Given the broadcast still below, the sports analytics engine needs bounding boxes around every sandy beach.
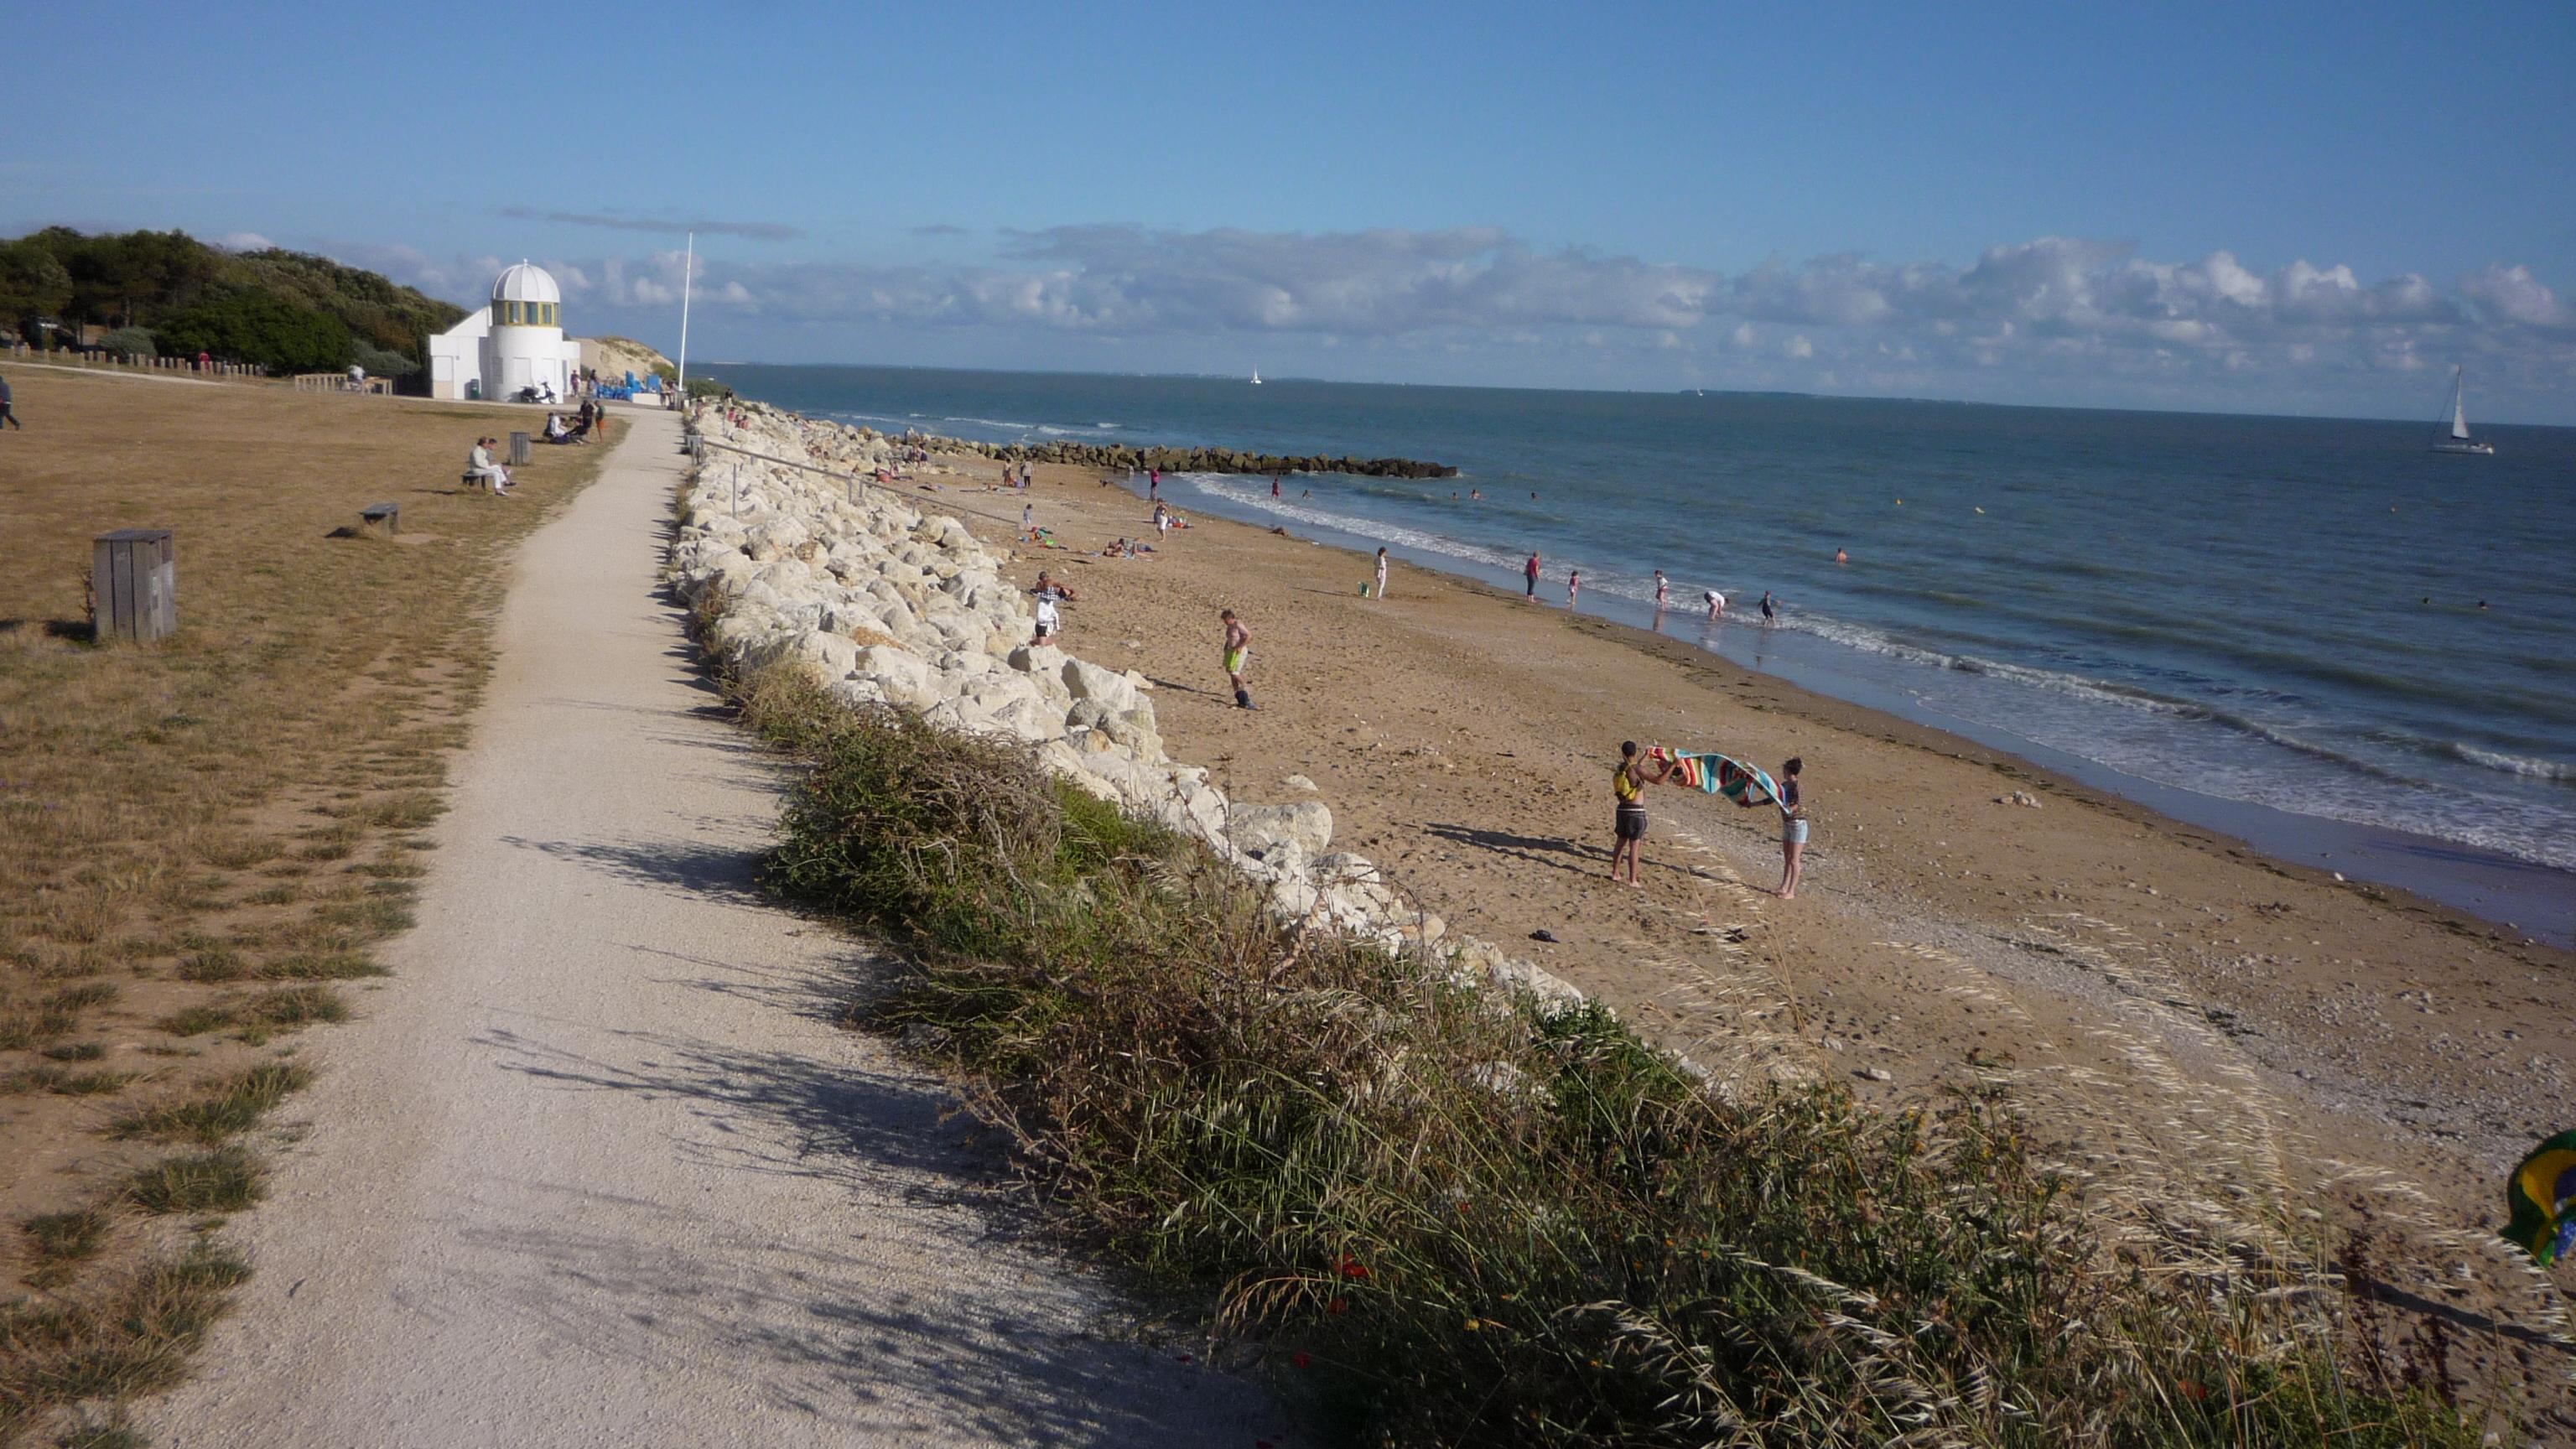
[894,449,2576,1410]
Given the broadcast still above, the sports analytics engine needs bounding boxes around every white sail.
[2449,374,2471,439]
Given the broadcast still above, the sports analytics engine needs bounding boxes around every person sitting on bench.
[468,436,514,496]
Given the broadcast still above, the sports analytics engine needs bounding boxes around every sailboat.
[1249,369,1264,386]
[2430,366,2495,455]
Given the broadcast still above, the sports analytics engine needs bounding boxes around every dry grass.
[0,369,615,1440]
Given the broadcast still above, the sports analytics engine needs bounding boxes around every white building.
[426,262,584,402]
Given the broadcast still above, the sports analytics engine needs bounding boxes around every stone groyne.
[667,403,1566,1004]
[922,434,1458,479]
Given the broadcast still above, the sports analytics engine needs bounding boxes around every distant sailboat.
[1250,369,1264,386]
[2430,367,2495,455]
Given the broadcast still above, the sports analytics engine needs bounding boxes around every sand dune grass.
[0,369,612,1441]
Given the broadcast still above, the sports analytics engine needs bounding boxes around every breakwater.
[669,402,1566,1001]
[926,434,1457,479]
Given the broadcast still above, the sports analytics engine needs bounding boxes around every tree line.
[0,227,467,377]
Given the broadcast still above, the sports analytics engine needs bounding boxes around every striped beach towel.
[1649,748,1786,814]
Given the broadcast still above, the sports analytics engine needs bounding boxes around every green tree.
[0,239,74,336]
[155,289,353,373]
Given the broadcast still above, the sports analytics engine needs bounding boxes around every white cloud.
[216,231,275,252]
[2459,263,2568,330]
[336,225,2576,417]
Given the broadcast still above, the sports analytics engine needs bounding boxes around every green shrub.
[350,340,418,378]
[738,669,2477,1447]
[98,326,155,359]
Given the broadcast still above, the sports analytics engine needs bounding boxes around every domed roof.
[491,261,560,305]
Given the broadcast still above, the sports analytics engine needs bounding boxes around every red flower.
[1291,1352,1312,1369]
[2179,1378,2207,1404]
[1326,1297,1348,1316]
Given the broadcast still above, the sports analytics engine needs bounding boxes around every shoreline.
[1147,470,2575,948]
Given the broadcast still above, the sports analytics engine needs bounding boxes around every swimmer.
[1470,489,1482,500]
[1834,548,1848,564]
[1760,589,1777,622]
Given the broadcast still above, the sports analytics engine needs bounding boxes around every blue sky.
[14,1,2574,420]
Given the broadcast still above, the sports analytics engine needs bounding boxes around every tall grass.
[740,667,2478,1447]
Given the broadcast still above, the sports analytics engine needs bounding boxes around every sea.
[713,363,2576,944]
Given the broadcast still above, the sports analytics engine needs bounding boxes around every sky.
[13,1,2575,422]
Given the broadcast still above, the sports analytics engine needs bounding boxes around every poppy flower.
[1291,1352,1312,1369]
[1326,1297,1348,1316]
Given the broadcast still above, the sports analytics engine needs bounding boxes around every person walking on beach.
[1149,467,1161,500]
[1021,500,1034,535]
[1760,590,1777,622]
[1524,551,1542,600]
[1220,609,1254,709]
[1374,547,1389,600]
[1272,475,1281,499]
[0,371,18,430]
[1566,569,1581,608]
[1774,757,1806,899]
[1608,740,1675,887]
[1654,570,1669,610]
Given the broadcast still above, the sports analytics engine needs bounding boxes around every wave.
[2447,743,2576,783]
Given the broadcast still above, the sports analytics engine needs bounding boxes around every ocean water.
[715,363,2576,937]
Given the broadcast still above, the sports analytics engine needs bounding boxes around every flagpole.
[676,231,693,400]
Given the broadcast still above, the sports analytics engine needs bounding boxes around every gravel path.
[143,413,1288,1447]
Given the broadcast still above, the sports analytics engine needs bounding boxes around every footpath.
[143,412,1286,1446]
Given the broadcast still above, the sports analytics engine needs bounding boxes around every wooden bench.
[359,501,399,535]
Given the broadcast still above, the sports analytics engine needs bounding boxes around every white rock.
[1060,657,1140,714]
[1228,802,1332,858]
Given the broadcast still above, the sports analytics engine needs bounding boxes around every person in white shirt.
[468,437,513,496]
[1374,548,1389,600]
[1704,589,1727,621]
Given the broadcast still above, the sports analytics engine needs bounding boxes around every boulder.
[1228,801,1332,859]
[1060,657,1140,714]
[790,629,860,681]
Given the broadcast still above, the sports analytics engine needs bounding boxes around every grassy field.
[0,367,613,1443]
